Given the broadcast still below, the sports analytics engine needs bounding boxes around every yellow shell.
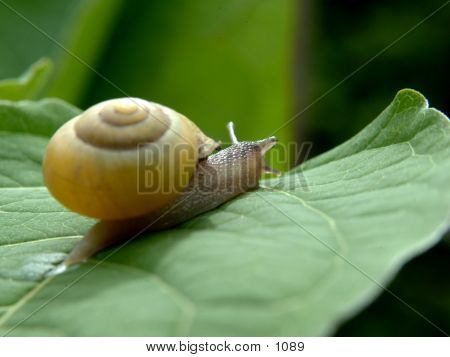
[43,98,217,220]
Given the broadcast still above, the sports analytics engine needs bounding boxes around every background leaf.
[0,58,52,101]
[82,0,297,168]
[0,0,124,103]
[0,89,448,336]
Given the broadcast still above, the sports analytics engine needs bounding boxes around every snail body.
[43,98,278,269]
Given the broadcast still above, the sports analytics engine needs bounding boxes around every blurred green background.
[0,0,448,336]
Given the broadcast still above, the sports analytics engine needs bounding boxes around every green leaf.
[0,58,52,101]
[0,89,449,336]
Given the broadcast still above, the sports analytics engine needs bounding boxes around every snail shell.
[43,98,218,220]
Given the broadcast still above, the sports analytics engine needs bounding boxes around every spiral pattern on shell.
[43,98,216,220]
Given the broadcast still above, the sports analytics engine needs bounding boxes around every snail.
[43,97,279,269]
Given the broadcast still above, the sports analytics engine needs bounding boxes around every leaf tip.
[394,88,428,111]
